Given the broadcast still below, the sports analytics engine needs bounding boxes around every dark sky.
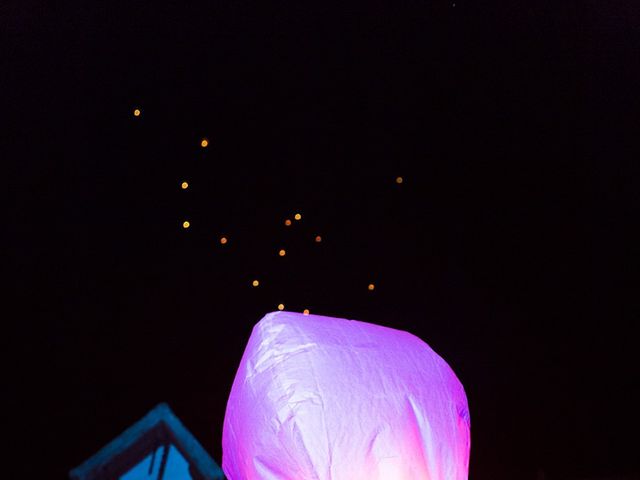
[4,1,638,479]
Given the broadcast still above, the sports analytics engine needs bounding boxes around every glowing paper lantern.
[222,311,470,480]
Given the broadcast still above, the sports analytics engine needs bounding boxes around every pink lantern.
[222,311,470,480]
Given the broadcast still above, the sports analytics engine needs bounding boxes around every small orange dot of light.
[182,221,190,229]
[252,280,259,287]
[201,139,209,148]
[294,213,302,221]
[303,309,310,315]
[181,181,189,189]
[368,283,375,291]
[133,109,141,117]
[220,237,228,245]
[278,249,286,257]
[396,176,403,184]
[315,235,322,243]
[284,219,292,226]
[277,303,285,311]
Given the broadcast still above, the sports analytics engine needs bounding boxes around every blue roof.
[69,403,225,480]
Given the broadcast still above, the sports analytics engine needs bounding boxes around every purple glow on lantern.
[222,311,470,480]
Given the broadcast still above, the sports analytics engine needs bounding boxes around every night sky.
[4,1,639,479]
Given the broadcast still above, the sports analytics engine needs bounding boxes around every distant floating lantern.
[201,138,209,148]
[294,213,302,221]
[277,303,285,311]
[133,108,141,117]
[314,235,322,243]
[278,249,286,257]
[303,309,310,315]
[182,221,190,229]
[284,219,292,226]
[368,283,375,291]
[181,181,189,190]
[220,237,228,245]
[396,176,403,184]
[252,280,259,287]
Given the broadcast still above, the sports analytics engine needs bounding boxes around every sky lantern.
[222,311,470,480]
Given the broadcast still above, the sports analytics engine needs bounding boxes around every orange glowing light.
[277,303,285,311]
[294,213,302,221]
[303,309,310,315]
[314,235,322,243]
[182,221,190,229]
[200,138,209,148]
[368,283,375,291]
[181,181,189,189]
[220,237,228,245]
[133,108,141,117]
[396,176,403,184]
[278,249,286,257]
[252,280,259,287]
[284,219,292,226]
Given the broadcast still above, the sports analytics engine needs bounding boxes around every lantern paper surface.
[222,311,470,480]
